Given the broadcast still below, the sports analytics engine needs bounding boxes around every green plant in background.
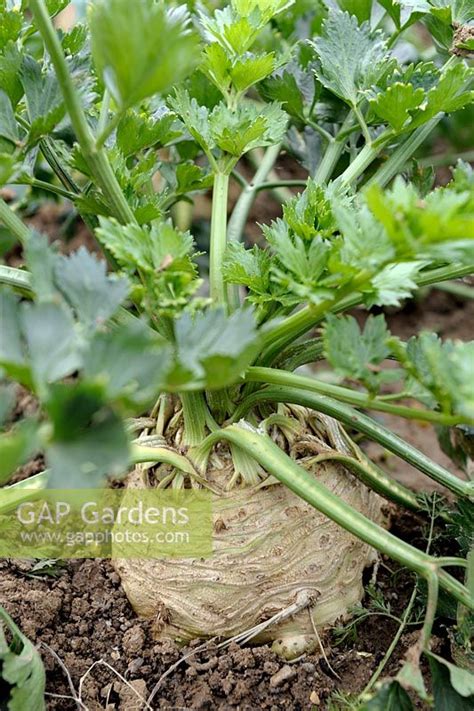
[0,0,473,706]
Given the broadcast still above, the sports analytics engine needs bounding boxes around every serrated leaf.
[210,101,288,156]
[378,0,430,28]
[364,261,423,307]
[223,242,273,303]
[323,314,390,393]
[20,56,65,142]
[230,52,277,92]
[390,333,474,419]
[309,10,391,107]
[60,24,88,55]
[116,108,180,157]
[370,82,425,132]
[171,308,260,390]
[332,200,395,271]
[83,321,172,407]
[96,218,194,274]
[411,63,474,129]
[0,89,18,143]
[200,0,294,54]
[0,607,45,711]
[260,71,305,120]
[89,0,198,109]
[169,89,213,152]
[45,381,130,488]
[55,247,129,329]
[21,301,81,388]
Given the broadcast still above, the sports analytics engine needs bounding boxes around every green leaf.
[378,0,430,29]
[365,178,474,259]
[264,219,331,303]
[332,201,394,272]
[116,108,180,157]
[323,314,390,393]
[0,6,22,52]
[89,0,198,109]
[199,0,294,55]
[370,82,425,132]
[60,24,88,55]
[0,89,18,144]
[45,381,130,488]
[83,321,172,407]
[230,52,277,92]
[0,41,23,107]
[360,681,413,710]
[364,261,423,307]
[0,290,31,386]
[336,0,373,24]
[20,56,65,143]
[45,0,69,16]
[210,101,288,157]
[0,420,39,485]
[310,10,391,107]
[0,606,45,711]
[427,652,474,710]
[169,89,213,153]
[411,63,474,129]
[55,247,129,329]
[390,333,474,419]
[0,152,17,185]
[259,71,305,120]
[96,218,195,274]
[21,301,81,388]
[24,232,58,302]
[223,242,274,305]
[171,308,260,390]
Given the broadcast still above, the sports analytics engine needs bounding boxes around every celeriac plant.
[0,0,473,705]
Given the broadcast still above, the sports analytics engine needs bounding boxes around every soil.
[0,513,445,711]
[1,182,472,709]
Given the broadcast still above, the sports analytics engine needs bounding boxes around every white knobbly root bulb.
[114,434,384,658]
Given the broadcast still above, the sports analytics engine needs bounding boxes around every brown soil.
[0,514,442,710]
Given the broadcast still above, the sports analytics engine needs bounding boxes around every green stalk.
[365,117,442,189]
[0,265,32,292]
[180,392,208,447]
[274,338,325,371]
[194,425,472,610]
[227,143,282,244]
[209,171,230,307]
[255,179,308,193]
[338,136,390,187]
[245,367,472,427]
[231,386,473,499]
[29,0,136,226]
[314,113,355,184]
[434,280,474,300]
[307,452,420,512]
[0,197,31,244]
[13,178,77,201]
